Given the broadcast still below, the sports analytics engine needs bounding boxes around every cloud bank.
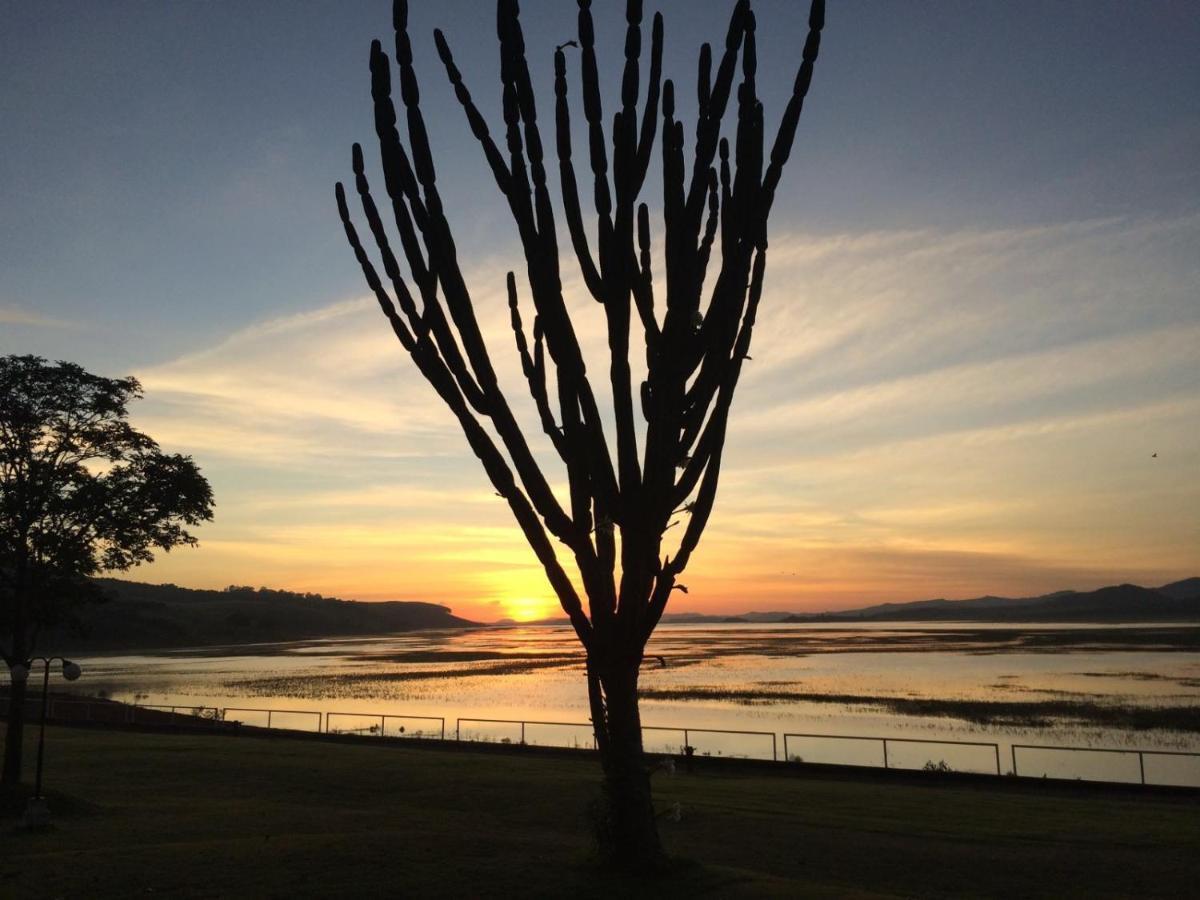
[128,214,1200,619]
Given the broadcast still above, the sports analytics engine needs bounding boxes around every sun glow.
[501,596,557,623]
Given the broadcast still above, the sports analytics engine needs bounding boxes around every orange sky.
[128,221,1200,623]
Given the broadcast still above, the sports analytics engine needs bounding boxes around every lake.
[65,621,1200,785]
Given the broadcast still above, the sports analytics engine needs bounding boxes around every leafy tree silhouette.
[336,0,824,868]
[0,355,213,789]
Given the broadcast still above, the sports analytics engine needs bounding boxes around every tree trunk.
[590,657,664,871]
[2,674,27,789]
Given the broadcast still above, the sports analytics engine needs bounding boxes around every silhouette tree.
[337,0,823,867]
[0,355,213,789]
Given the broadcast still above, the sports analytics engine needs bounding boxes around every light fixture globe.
[10,662,30,684]
[62,660,82,682]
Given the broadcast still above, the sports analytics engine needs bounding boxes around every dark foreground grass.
[2,726,1198,898]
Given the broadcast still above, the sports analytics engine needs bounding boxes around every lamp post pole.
[11,655,82,828]
[34,657,53,800]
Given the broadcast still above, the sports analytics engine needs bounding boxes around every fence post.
[1139,752,1146,785]
[772,733,778,762]
[520,721,526,745]
[882,739,889,769]
[1011,745,1018,777]
[994,744,1001,776]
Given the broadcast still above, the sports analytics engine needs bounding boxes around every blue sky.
[2,1,1197,618]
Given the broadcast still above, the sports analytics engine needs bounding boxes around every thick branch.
[337,179,592,646]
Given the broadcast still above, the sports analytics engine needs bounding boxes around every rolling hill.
[44,579,476,651]
[657,579,1200,624]
[38,575,1199,653]
[780,582,1197,623]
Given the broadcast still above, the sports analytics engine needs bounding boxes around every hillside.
[779,581,1200,623]
[649,578,1200,625]
[1158,577,1200,600]
[45,579,476,651]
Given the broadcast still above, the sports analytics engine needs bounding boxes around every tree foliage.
[0,354,213,662]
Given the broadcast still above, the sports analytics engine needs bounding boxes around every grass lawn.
[2,725,1198,898]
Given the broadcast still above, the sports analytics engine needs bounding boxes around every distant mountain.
[654,578,1200,624]
[1158,577,1200,601]
[779,581,1199,623]
[43,578,476,651]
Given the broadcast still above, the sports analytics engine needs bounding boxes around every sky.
[2,1,1198,623]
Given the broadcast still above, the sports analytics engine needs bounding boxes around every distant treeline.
[42,579,476,652]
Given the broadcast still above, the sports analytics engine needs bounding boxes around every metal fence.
[452,717,778,760]
[784,732,1002,775]
[129,704,226,727]
[1011,743,1200,787]
[134,703,221,718]
[643,725,778,761]
[455,717,595,749]
[326,712,445,740]
[220,707,323,732]
[6,695,1198,788]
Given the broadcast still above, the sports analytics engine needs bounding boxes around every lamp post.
[10,656,82,828]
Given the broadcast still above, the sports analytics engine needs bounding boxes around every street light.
[12,656,82,829]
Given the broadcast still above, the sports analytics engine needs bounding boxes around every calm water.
[64,622,1200,784]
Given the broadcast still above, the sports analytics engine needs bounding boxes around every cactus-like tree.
[336,0,823,867]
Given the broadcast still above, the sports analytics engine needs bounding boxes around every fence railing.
[220,707,323,732]
[1011,743,1200,787]
[455,717,595,749]
[135,704,221,717]
[644,725,778,761]
[326,712,445,740]
[130,704,225,727]
[453,718,777,760]
[784,732,1002,775]
[7,695,1199,788]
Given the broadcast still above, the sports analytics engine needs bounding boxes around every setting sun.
[500,596,557,623]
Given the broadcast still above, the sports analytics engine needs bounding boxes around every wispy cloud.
[0,304,79,329]
[132,214,1200,617]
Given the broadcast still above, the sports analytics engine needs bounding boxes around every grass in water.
[637,687,1200,731]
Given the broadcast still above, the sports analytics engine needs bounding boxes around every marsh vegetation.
[65,623,1200,765]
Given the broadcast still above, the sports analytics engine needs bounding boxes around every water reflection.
[71,622,1199,777]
